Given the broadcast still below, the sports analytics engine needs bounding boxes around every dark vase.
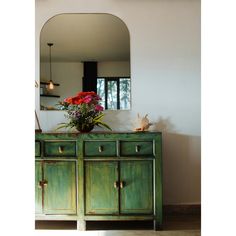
[76,123,94,133]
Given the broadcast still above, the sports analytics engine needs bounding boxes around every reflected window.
[97,78,105,108]
[97,77,131,110]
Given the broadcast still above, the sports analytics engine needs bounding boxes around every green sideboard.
[35,132,162,230]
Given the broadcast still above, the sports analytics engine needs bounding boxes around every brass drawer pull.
[58,146,64,153]
[43,180,48,187]
[98,145,104,153]
[120,181,125,189]
[114,181,119,189]
[135,145,140,153]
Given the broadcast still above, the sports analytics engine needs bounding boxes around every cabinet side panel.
[155,134,163,228]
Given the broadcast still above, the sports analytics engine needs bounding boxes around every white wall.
[35,0,201,205]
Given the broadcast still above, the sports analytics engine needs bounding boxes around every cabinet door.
[35,161,43,214]
[85,161,119,215]
[44,161,77,214]
[120,160,153,214]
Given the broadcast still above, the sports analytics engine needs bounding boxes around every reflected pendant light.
[47,43,54,90]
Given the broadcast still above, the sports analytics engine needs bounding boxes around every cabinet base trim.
[84,215,154,221]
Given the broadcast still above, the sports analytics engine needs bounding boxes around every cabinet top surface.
[35,131,162,139]
[36,131,161,134]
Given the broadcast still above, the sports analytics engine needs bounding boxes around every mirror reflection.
[40,14,130,110]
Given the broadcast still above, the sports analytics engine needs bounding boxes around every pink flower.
[94,94,102,100]
[83,95,92,104]
[95,104,104,111]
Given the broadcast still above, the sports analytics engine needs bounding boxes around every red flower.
[72,97,84,105]
[64,97,73,104]
[76,91,96,98]
[64,91,99,105]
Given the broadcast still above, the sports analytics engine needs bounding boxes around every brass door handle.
[120,181,125,189]
[38,182,42,189]
[135,145,140,153]
[114,181,119,189]
[58,146,64,153]
[43,180,48,187]
[38,180,48,188]
[98,145,104,153]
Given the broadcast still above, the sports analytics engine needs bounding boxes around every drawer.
[35,141,41,157]
[120,141,154,157]
[44,141,77,157]
[84,141,117,157]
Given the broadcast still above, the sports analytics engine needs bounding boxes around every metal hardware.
[135,145,140,153]
[38,182,42,189]
[114,181,119,189]
[38,180,48,188]
[120,181,125,189]
[98,145,104,153]
[58,146,64,153]
[47,43,54,89]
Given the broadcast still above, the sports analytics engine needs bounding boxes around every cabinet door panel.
[85,161,119,214]
[44,161,77,214]
[35,161,43,214]
[120,160,153,214]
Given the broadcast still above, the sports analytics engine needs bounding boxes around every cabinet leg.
[77,220,86,231]
[153,220,162,231]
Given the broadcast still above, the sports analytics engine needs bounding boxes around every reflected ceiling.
[40,14,130,62]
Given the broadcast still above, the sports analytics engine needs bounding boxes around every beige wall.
[98,61,130,77]
[39,61,130,108]
[40,62,83,107]
[35,0,201,205]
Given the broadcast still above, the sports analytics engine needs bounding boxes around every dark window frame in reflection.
[97,77,131,110]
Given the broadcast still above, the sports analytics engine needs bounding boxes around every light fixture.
[47,43,54,90]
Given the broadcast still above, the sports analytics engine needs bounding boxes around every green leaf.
[55,122,72,131]
[96,121,112,131]
[93,114,104,121]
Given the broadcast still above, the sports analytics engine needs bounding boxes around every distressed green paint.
[44,161,77,214]
[35,161,42,214]
[35,132,162,230]
[84,141,117,157]
[84,215,154,220]
[44,141,77,157]
[120,160,153,214]
[154,133,163,229]
[120,141,154,157]
[85,161,119,214]
[77,157,84,221]
[35,141,41,157]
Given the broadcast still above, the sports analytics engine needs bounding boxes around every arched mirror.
[40,13,130,110]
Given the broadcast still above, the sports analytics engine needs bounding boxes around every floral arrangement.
[57,91,112,132]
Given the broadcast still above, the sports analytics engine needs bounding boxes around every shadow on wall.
[99,110,134,131]
[152,117,201,205]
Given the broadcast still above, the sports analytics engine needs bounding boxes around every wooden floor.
[35,214,200,235]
